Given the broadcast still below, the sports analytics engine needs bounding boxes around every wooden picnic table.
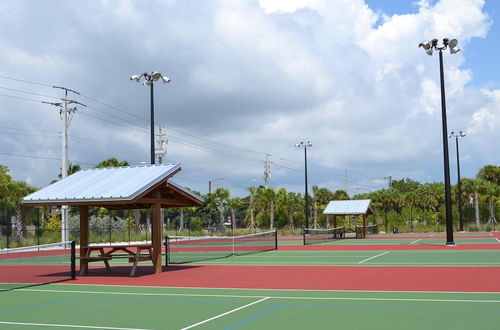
[80,243,155,276]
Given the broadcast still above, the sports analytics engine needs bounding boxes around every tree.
[0,166,37,238]
[278,188,301,229]
[247,186,258,230]
[391,178,421,193]
[462,178,484,227]
[95,157,129,168]
[227,197,244,230]
[212,188,230,225]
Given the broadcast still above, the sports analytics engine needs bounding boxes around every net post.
[274,229,278,250]
[302,227,305,246]
[70,240,76,280]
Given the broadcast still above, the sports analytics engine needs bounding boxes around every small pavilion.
[323,199,375,237]
[22,164,203,274]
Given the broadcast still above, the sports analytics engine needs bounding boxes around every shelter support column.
[363,215,366,238]
[80,206,89,270]
[333,215,337,228]
[151,191,162,273]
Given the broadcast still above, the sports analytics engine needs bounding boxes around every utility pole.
[384,175,393,188]
[155,125,168,164]
[43,86,86,243]
[344,169,349,194]
[263,153,272,188]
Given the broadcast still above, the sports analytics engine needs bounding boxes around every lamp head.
[418,41,431,50]
[143,80,152,87]
[152,72,162,80]
[162,76,171,84]
[130,75,140,82]
[448,39,458,48]
[459,131,466,137]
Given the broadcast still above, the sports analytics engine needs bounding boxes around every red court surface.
[62,264,500,293]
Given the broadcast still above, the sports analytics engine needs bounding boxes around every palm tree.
[9,180,36,238]
[213,188,230,225]
[247,186,258,230]
[227,197,244,231]
[278,188,301,229]
[462,178,484,227]
[254,186,277,230]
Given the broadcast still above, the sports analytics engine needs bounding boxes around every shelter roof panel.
[323,199,374,215]
[23,164,181,204]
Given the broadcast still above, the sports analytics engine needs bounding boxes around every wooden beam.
[80,206,89,272]
[151,190,162,274]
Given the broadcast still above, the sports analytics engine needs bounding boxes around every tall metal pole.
[150,82,155,165]
[304,147,309,228]
[455,135,464,231]
[438,49,454,245]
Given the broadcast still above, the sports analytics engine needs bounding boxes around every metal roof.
[323,199,374,215]
[167,180,204,204]
[23,164,183,204]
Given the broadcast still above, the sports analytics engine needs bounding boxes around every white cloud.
[0,0,497,195]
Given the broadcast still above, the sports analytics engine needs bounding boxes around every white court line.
[358,251,389,264]
[0,321,150,330]
[180,297,269,329]
[17,288,500,303]
[496,238,500,243]
[409,239,422,245]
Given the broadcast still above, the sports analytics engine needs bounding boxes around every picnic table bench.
[80,243,154,276]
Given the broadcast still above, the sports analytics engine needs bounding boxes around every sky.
[0,0,499,197]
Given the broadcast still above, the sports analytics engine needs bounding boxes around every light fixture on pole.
[295,141,312,228]
[419,38,460,246]
[130,72,171,165]
[208,178,224,194]
[449,131,466,231]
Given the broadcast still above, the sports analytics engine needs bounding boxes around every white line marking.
[180,297,269,329]
[358,251,389,264]
[16,288,500,303]
[409,239,422,245]
[0,321,151,330]
[495,238,500,243]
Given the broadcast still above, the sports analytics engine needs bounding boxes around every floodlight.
[419,41,431,50]
[426,48,433,56]
[448,39,458,48]
[152,72,162,80]
[459,131,466,137]
[130,75,140,82]
[143,80,152,87]
[162,76,171,84]
[450,46,460,54]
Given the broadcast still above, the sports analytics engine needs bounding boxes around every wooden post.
[151,190,162,274]
[80,206,89,271]
[363,214,366,238]
[333,215,337,228]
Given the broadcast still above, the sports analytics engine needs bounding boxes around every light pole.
[208,178,224,194]
[130,72,171,164]
[419,38,460,246]
[449,131,466,231]
[295,141,312,228]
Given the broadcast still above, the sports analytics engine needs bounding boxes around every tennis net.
[303,227,345,245]
[0,241,76,291]
[355,224,379,238]
[165,230,277,265]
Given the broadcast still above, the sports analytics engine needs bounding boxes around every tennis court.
[1,232,500,329]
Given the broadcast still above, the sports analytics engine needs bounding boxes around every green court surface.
[0,284,499,330]
[176,249,500,266]
[283,236,500,246]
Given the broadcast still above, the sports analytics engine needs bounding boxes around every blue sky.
[0,0,498,197]
[367,0,500,89]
